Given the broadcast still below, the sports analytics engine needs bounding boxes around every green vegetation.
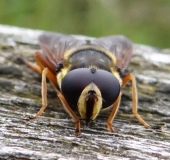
[0,0,170,48]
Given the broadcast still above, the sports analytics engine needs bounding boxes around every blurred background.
[0,0,170,48]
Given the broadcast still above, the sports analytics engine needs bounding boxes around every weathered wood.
[0,24,170,159]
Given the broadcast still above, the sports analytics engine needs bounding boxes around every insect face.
[77,82,102,124]
[61,67,120,122]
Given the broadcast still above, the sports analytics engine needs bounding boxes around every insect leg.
[20,51,42,74]
[106,93,121,132]
[21,51,58,87]
[57,92,81,136]
[20,51,54,73]
[23,68,48,120]
[122,73,150,128]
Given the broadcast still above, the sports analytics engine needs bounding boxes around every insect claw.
[22,114,36,120]
[107,123,114,132]
[74,129,81,137]
[13,55,25,65]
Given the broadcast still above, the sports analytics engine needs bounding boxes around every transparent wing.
[93,35,133,71]
[39,32,133,71]
[38,32,90,65]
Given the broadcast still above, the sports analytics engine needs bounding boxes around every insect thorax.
[68,49,115,71]
[57,47,122,90]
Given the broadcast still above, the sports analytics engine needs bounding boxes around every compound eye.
[93,70,120,108]
[61,68,120,109]
[61,68,95,108]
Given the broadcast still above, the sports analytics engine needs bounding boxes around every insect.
[22,32,150,136]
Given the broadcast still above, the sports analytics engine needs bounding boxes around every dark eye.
[93,69,120,108]
[61,68,120,108]
[61,68,94,108]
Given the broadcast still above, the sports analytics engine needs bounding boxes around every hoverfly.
[22,32,150,136]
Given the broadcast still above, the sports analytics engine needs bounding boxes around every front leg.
[106,93,121,132]
[23,68,48,120]
[57,92,81,136]
[122,73,150,128]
